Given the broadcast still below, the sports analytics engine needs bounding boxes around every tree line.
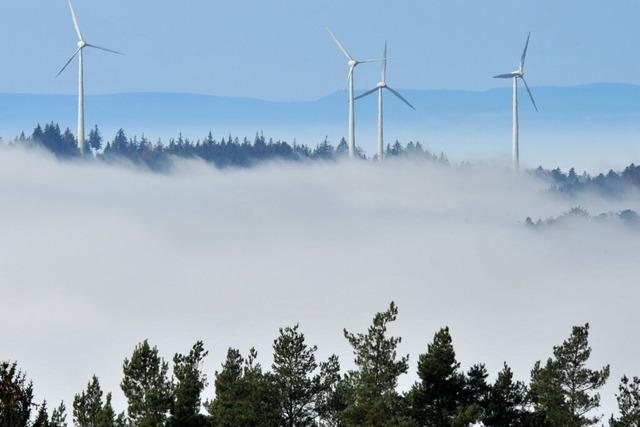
[2,303,639,427]
[532,165,640,197]
[525,206,640,229]
[6,123,448,171]
[4,122,640,195]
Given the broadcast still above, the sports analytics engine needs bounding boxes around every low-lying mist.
[1,146,638,418]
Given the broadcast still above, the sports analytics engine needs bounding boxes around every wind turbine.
[493,33,538,171]
[56,0,123,154]
[355,43,415,162]
[327,28,379,159]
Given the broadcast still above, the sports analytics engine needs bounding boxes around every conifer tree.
[271,324,341,426]
[168,341,209,427]
[453,364,491,426]
[73,376,104,426]
[205,348,281,426]
[484,363,531,427]
[610,376,640,427]
[32,402,49,427]
[50,402,68,427]
[121,340,174,427]
[408,327,465,426]
[88,126,103,153]
[337,302,411,426]
[0,361,36,427]
[73,376,122,427]
[530,323,610,427]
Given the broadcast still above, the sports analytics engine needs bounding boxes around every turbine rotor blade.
[326,28,353,60]
[86,44,124,55]
[386,86,416,110]
[520,32,531,71]
[56,48,81,78]
[493,73,516,79]
[521,77,539,112]
[359,58,383,64]
[68,0,83,40]
[355,87,378,100]
[382,42,387,83]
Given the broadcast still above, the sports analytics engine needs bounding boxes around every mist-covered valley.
[1,145,639,423]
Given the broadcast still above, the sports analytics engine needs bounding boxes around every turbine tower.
[355,43,415,162]
[57,0,122,154]
[493,33,538,171]
[327,28,379,159]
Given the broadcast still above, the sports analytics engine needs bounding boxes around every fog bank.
[0,147,638,418]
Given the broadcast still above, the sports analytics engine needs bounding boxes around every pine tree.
[336,138,349,158]
[484,363,531,427]
[337,302,411,426]
[168,341,209,427]
[50,402,68,427]
[610,376,640,427]
[73,376,104,426]
[121,340,174,427]
[88,126,103,153]
[453,364,491,426]
[408,327,465,427]
[32,402,49,427]
[205,348,281,426]
[0,361,35,427]
[530,323,610,427]
[271,324,341,426]
[73,376,122,427]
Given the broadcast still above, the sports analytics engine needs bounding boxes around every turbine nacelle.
[77,40,86,49]
[376,82,386,89]
[348,59,357,68]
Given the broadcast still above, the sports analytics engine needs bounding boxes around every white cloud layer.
[1,146,639,418]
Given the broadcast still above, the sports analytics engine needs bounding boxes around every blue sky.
[1,0,639,100]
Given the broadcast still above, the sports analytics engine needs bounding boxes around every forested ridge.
[3,123,640,198]
[2,303,638,427]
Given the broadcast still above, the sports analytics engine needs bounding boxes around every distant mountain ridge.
[3,83,640,131]
[1,83,639,170]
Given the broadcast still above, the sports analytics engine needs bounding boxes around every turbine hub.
[348,60,357,68]
[77,40,86,49]
[377,82,386,89]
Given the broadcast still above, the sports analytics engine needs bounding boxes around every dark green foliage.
[121,340,174,427]
[530,323,610,427]
[336,302,412,426]
[610,376,640,427]
[32,402,49,427]
[50,402,68,427]
[484,364,531,427]
[0,361,36,427]
[205,348,281,426]
[73,376,104,426]
[1,308,630,427]
[168,341,209,427]
[453,364,491,426]
[73,376,123,427]
[408,327,465,426]
[272,324,341,426]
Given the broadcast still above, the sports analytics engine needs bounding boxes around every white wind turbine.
[355,43,415,162]
[56,0,123,154]
[327,28,379,159]
[493,33,538,171]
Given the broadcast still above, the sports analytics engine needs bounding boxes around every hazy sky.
[1,0,640,100]
[1,147,639,418]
